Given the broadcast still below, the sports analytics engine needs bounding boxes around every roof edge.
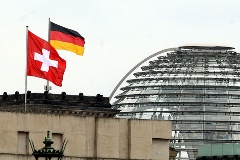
[179,46,235,50]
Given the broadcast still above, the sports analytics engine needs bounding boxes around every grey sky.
[1,0,240,99]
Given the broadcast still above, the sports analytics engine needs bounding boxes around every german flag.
[50,22,85,56]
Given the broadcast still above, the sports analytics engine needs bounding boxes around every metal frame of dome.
[112,46,240,160]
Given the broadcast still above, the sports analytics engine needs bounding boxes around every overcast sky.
[1,0,240,102]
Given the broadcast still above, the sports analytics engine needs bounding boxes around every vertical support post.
[45,18,51,92]
[25,26,29,112]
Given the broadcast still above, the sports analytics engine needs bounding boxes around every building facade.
[0,92,172,160]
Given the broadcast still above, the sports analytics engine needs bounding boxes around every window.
[17,131,29,154]
[52,133,63,150]
[152,138,168,159]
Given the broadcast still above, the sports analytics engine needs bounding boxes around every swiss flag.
[27,31,66,86]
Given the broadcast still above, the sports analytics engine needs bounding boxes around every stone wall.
[0,111,171,160]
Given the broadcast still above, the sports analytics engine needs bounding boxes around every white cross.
[34,48,58,72]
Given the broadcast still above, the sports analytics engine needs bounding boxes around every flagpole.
[25,26,29,112]
[46,18,51,92]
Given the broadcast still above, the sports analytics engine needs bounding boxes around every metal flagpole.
[45,18,52,92]
[25,26,29,112]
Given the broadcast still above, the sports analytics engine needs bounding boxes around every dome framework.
[112,46,240,159]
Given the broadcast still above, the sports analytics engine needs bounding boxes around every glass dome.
[112,46,240,159]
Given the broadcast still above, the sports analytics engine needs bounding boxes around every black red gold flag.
[50,22,85,56]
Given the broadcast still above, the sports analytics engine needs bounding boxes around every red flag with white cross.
[27,31,66,86]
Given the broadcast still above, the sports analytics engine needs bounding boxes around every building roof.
[0,91,120,117]
[179,45,235,50]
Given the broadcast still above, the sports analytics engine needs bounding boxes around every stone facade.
[0,111,171,160]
